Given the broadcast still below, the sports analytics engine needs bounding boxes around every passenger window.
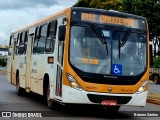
[15,34,20,54]
[18,32,26,54]
[21,32,25,43]
[8,35,13,56]
[37,24,48,54]
[18,33,23,54]
[33,27,40,54]
[46,20,57,53]
[24,31,28,53]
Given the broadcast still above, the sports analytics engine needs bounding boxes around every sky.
[0,0,77,47]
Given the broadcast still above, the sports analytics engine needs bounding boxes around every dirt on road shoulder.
[0,70,6,75]
[147,92,160,105]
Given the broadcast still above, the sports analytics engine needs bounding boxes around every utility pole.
[5,40,6,56]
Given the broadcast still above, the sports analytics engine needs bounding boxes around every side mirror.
[58,25,66,41]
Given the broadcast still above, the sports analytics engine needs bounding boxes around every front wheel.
[47,84,57,109]
[153,75,160,84]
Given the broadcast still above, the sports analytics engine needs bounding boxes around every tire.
[153,75,160,84]
[16,75,25,96]
[47,84,57,109]
[105,106,120,113]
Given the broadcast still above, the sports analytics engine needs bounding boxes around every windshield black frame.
[68,22,148,84]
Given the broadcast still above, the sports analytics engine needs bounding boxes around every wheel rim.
[47,85,50,102]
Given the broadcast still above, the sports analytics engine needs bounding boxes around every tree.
[74,0,160,66]
[74,0,90,7]
[153,56,160,68]
[0,58,7,67]
[122,0,160,56]
[74,0,123,11]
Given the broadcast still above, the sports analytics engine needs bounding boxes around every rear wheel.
[16,75,25,96]
[153,75,159,84]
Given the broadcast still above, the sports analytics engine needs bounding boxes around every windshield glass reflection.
[70,25,147,76]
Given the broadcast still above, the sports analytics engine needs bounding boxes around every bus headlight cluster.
[66,73,83,91]
[136,80,148,94]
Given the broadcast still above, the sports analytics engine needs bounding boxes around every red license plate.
[102,100,117,106]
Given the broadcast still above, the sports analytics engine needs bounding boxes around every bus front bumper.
[62,85,148,107]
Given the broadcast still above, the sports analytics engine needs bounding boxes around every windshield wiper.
[90,24,109,55]
[120,28,131,47]
[118,28,131,58]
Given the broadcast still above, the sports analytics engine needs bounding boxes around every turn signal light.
[48,57,54,64]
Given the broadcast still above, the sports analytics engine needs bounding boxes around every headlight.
[66,73,83,91]
[135,80,148,94]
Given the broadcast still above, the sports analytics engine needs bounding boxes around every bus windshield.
[70,25,147,76]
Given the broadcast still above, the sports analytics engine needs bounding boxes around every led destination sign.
[81,13,137,28]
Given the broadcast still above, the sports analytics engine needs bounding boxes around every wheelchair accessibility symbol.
[112,64,122,75]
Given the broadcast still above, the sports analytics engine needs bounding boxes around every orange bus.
[7,7,149,112]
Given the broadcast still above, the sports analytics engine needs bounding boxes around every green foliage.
[74,0,123,11]
[153,56,160,68]
[0,58,7,67]
[74,0,90,7]
[74,0,160,40]
[122,0,160,40]
[74,0,160,67]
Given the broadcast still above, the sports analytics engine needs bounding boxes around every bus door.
[7,35,17,84]
[18,32,29,89]
[25,30,34,92]
[11,39,16,84]
[7,36,13,83]
[30,27,39,93]
[55,17,66,99]
[11,40,17,84]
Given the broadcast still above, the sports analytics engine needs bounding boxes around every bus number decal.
[81,13,96,22]
[31,69,37,74]
[19,63,23,68]
[81,58,99,65]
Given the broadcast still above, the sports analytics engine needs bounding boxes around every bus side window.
[8,35,13,56]
[46,20,57,53]
[33,27,40,54]
[37,24,47,54]
[18,32,25,54]
[15,33,20,54]
[24,31,28,53]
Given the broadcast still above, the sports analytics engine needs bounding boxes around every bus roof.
[11,8,70,34]
[11,7,146,35]
[71,7,146,20]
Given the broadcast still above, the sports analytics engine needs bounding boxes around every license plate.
[102,100,117,106]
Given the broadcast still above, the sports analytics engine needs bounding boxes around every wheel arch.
[16,69,19,84]
[43,73,50,96]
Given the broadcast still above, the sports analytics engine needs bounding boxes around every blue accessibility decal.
[112,64,122,75]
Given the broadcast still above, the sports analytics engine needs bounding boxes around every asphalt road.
[0,74,160,120]
[0,67,6,71]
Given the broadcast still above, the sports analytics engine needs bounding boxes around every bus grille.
[87,94,132,104]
